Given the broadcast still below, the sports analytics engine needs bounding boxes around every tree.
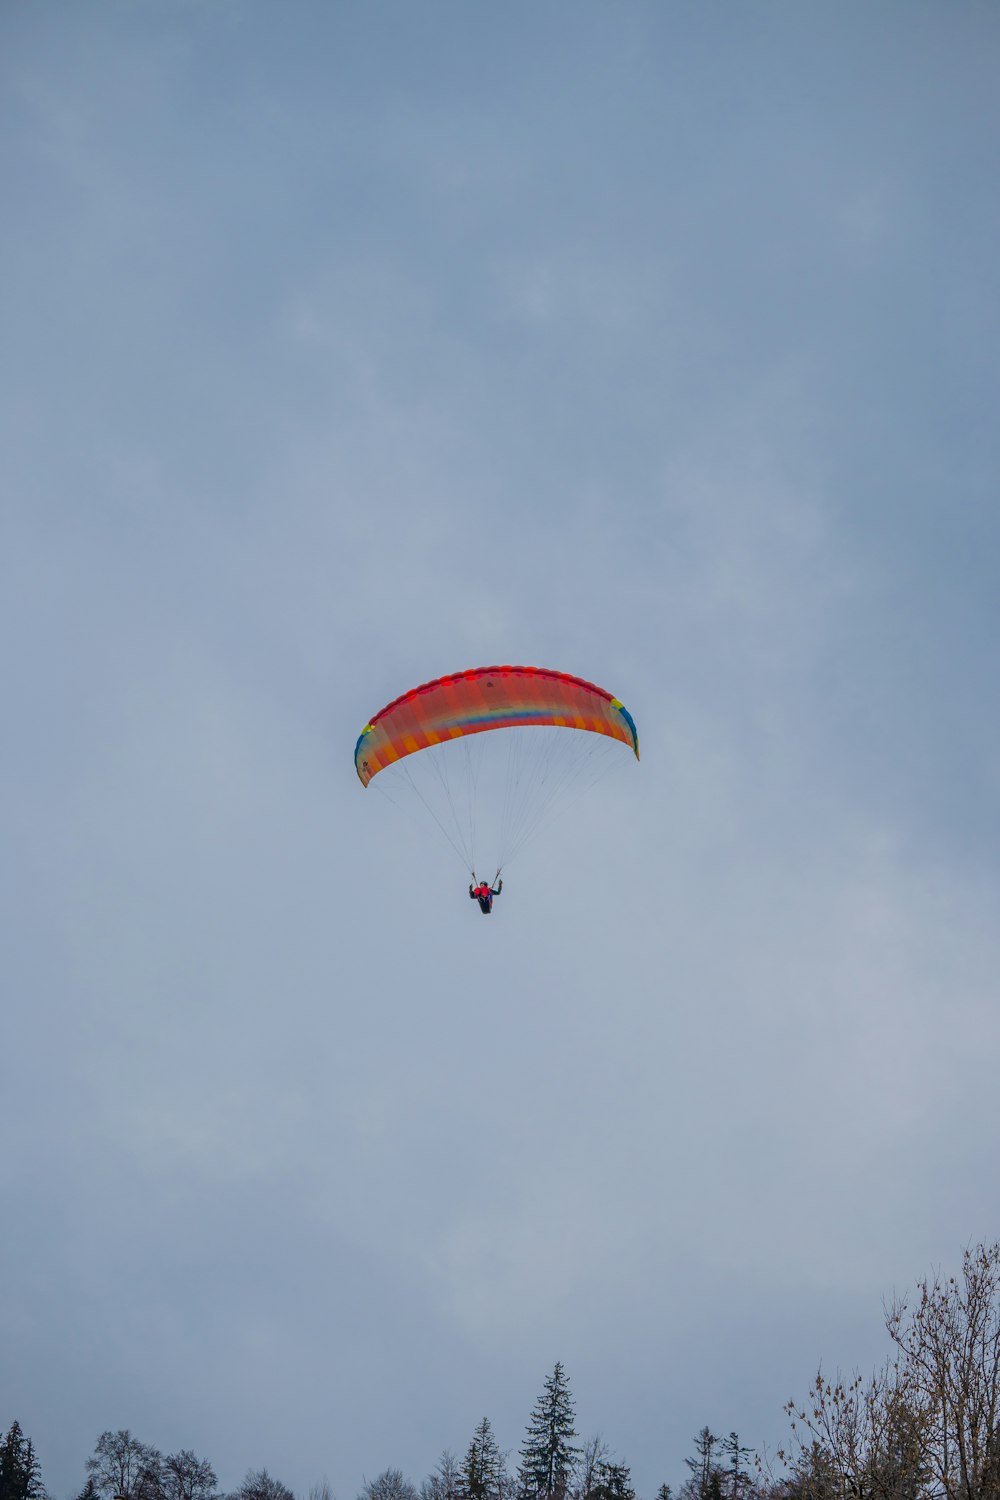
[590,1464,635,1500]
[463,1424,509,1500]
[162,1454,217,1500]
[0,1422,44,1500]
[421,1454,462,1500]
[682,1431,724,1500]
[886,1242,1000,1500]
[779,1242,1000,1500]
[86,1433,162,1500]
[358,1473,418,1500]
[574,1440,611,1500]
[572,1441,634,1500]
[721,1436,756,1500]
[231,1474,294,1500]
[518,1363,580,1500]
[780,1365,931,1500]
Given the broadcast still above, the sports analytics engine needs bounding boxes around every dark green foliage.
[721,1435,755,1500]
[463,1420,508,1500]
[590,1463,635,1500]
[518,1363,580,1500]
[682,1430,725,1500]
[0,1422,44,1500]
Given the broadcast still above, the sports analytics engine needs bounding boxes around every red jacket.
[470,881,499,912]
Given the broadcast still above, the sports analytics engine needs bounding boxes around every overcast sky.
[2,5,999,1500]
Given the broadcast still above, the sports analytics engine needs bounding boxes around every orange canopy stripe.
[354,664,639,787]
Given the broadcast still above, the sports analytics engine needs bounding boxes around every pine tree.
[463,1420,507,1500]
[591,1465,634,1500]
[682,1430,723,1500]
[518,1363,580,1500]
[0,1422,44,1500]
[720,1435,754,1500]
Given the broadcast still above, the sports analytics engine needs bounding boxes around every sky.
[2,3,999,1499]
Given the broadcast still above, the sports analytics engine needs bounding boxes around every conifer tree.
[590,1465,634,1500]
[682,1430,723,1500]
[720,1435,754,1500]
[0,1422,44,1500]
[518,1363,580,1500]
[463,1420,507,1500]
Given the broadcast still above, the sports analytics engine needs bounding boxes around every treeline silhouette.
[4,1243,999,1500]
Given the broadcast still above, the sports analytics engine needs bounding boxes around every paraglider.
[469,876,503,914]
[355,665,639,900]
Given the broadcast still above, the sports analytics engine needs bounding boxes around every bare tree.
[308,1481,335,1500]
[162,1453,217,1500]
[574,1440,611,1500]
[780,1365,929,1500]
[86,1434,163,1500]
[778,1243,1000,1500]
[886,1242,1000,1500]
[425,1458,467,1500]
[230,1473,294,1500]
[358,1473,418,1500]
[421,1453,463,1500]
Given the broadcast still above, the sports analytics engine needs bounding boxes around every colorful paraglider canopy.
[354,664,639,787]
